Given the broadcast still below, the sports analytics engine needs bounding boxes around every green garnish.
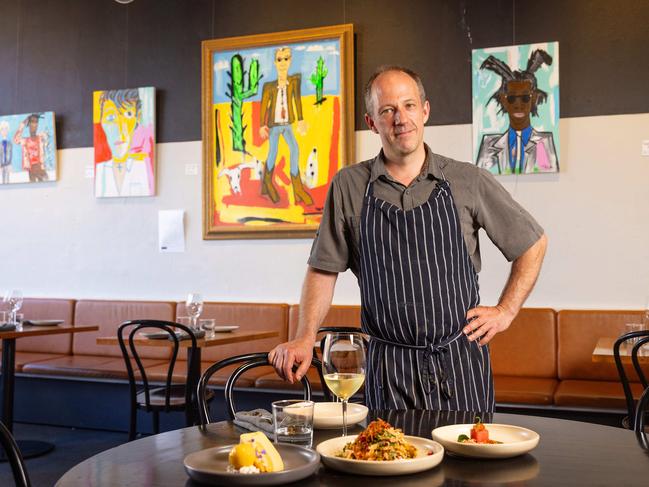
[457,434,470,442]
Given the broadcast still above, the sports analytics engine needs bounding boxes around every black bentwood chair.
[197,352,323,424]
[118,320,213,440]
[0,421,31,487]
[613,330,649,431]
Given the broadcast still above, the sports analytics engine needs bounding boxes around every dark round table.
[55,410,649,486]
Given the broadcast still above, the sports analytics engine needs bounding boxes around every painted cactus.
[227,54,261,152]
[310,56,328,105]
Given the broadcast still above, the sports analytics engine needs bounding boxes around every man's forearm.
[497,233,547,316]
[294,266,338,342]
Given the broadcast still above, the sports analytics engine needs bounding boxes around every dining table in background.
[592,337,649,364]
[54,409,649,486]
[96,328,279,425]
[0,323,99,460]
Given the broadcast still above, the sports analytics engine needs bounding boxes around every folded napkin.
[233,409,274,435]
[0,323,17,332]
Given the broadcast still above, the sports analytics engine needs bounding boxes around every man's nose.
[394,107,405,124]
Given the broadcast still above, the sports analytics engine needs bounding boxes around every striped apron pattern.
[359,177,494,412]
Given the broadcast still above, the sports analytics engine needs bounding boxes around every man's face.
[0,125,8,138]
[100,99,139,162]
[28,118,39,135]
[274,48,291,78]
[499,79,537,131]
[364,70,430,160]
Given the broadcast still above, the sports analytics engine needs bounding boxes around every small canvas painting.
[93,87,155,197]
[472,42,559,175]
[0,112,57,185]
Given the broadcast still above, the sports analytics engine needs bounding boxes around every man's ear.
[364,113,378,134]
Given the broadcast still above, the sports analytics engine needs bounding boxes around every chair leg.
[128,405,137,442]
[635,386,649,450]
[153,411,160,435]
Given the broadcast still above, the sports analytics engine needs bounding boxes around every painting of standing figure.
[472,42,559,175]
[0,112,57,185]
[93,87,156,198]
[202,24,354,239]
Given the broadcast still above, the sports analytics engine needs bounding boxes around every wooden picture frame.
[202,24,354,239]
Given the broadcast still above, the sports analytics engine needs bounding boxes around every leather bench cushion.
[22,354,166,379]
[73,300,176,359]
[15,352,70,372]
[176,302,289,362]
[254,368,324,391]
[145,361,271,388]
[493,375,557,405]
[16,298,76,354]
[557,309,646,381]
[554,379,647,409]
[490,308,556,378]
[288,304,361,340]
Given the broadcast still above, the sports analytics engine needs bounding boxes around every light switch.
[642,140,649,157]
[185,163,199,175]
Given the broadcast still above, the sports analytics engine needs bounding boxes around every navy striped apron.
[359,176,494,412]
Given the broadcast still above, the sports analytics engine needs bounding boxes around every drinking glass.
[185,293,203,331]
[199,318,216,338]
[272,399,314,448]
[3,290,23,326]
[322,332,366,436]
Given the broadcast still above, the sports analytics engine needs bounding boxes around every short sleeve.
[307,173,349,273]
[474,168,544,261]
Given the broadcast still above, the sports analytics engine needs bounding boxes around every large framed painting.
[202,24,354,239]
[93,86,156,198]
[0,111,57,185]
[472,42,559,175]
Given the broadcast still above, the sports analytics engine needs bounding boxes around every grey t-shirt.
[308,146,544,278]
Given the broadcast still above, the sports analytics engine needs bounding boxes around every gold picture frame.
[202,24,354,239]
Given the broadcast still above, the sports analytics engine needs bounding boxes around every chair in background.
[631,334,649,449]
[613,330,649,431]
[0,421,31,487]
[118,320,213,440]
[197,352,323,424]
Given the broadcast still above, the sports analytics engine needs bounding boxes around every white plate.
[24,319,64,326]
[313,402,368,429]
[316,434,444,476]
[431,423,539,459]
[212,325,239,333]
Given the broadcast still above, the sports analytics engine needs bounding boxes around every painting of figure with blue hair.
[472,42,559,175]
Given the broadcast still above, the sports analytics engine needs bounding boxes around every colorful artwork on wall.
[202,24,354,239]
[0,112,57,185]
[93,87,156,198]
[472,42,560,175]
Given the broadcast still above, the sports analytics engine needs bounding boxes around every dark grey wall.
[0,0,647,149]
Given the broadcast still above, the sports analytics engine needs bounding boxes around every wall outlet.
[642,140,649,157]
[185,163,199,176]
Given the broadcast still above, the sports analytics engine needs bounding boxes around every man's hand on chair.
[268,337,314,384]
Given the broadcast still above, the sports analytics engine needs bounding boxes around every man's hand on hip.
[463,305,515,345]
[268,337,314,384]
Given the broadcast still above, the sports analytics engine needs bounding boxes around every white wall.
[1,113,648,310]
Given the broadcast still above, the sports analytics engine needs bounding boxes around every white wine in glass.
[185,293,203,331]
[322,332,366,436]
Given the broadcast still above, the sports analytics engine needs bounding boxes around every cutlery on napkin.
[233,409,274,435]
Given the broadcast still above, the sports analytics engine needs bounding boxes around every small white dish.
[316,434,443,476]
[313,402,368,429]
[24,319,64,326]
[431,423,539,459]
[212,325,239,333]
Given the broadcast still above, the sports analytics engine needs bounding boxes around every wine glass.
[185,293,203,331]
[322,332,366,437]
[3,290,23,325]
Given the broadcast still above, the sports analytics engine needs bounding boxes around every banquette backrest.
[16,298,76,354]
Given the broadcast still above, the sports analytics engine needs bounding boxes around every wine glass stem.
[342,399,348,436]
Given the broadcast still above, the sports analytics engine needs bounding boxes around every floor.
[0,422,126,487]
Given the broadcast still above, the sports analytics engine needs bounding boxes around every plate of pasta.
[316,419,444,476]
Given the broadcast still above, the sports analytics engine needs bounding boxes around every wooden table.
[0,324,98,459]
[96,329,279,425]
[592,337,649,364]
[55,409,649,486]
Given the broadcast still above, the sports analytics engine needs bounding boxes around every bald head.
[364,65,427,117]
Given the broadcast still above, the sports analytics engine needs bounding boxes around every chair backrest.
[118,320,197,412]
[613,330,649,429]
[0,421,31,487]
[634,382,649,450]
[197,352,322,424]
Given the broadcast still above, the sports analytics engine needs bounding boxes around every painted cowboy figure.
[269,66,547,411]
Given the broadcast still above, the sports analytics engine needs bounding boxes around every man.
[13,114,48,182]
[269,66,547,412]
[476,50,558,174]
[0,121,12,184]
[258,46,313,205]
[95,88,152,197]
